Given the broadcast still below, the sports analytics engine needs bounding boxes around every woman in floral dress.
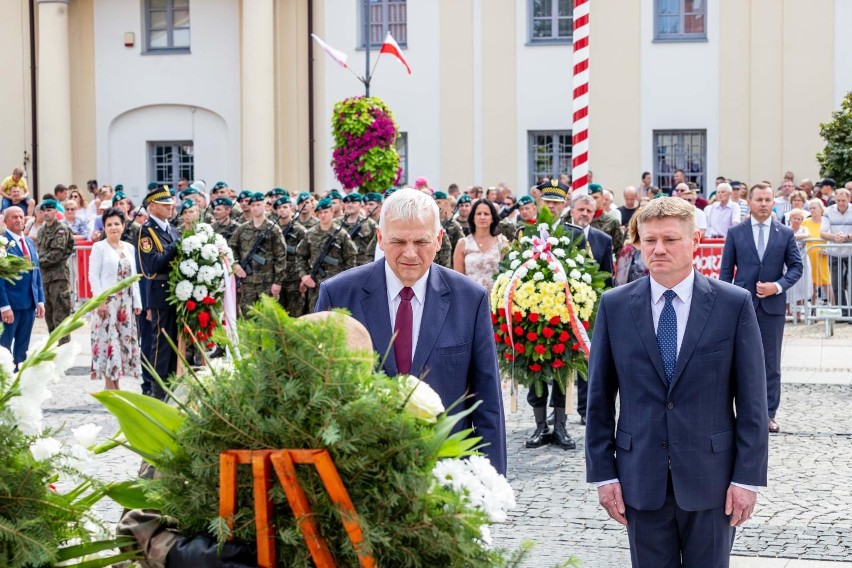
[453,199,509,292]
[88,208,142,389]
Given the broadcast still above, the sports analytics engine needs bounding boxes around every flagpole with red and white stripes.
[571,0,590,196]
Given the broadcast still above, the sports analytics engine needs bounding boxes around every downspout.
[28,0,39,199]
[307,0,315,193]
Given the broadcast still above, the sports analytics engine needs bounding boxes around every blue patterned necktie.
[757,222,766,260]
[657,290,678,385]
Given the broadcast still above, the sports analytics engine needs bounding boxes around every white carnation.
[179,259,199,278]
[30,437,64,461]
[192,285,209,301]
[182,235,202,253]
[175,280,194,301]
[197,265,217,285]
[508,251,519,260]
[522,250,533,259]
[582,273,592,284]
[565,258,577,268]
[554,271,567,283]
[533,272,544,281]
[72,423,103,448]
[200,244,219,261]
[509,259,521,270]
[196,223,214,237]
[547,237,558,246]
[0,346,14,378]
[575,255,585,264]
[553,248,566,258]
[570,269,582,280]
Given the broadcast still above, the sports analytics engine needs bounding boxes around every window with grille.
[145,0,190,52]
[655,0,706,41]
[653,130,706,192]
[396,132,408,186]
[149,142,194,187]
[361,0,407,48]
[528,0,573,44]
[528,131,572,187]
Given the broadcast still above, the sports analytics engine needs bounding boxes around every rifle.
[302,225,343,313]
[346,215,367,240]
[281,202,308,254]
[238,221,276,281]
[498,201,520,220]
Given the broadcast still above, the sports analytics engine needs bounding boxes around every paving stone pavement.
[37,320,852,566]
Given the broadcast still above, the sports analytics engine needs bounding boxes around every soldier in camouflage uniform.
[584,183,625,256]
[328,189,345,219]
[454,194,472,236]
[210,197,239,242]
[35,199,75,344]
[296,198,356,313]
[434,230,454,268]
[265,188,288,222]
[364,192,382,224]
[338,193,377,266]
[229,193,287,316]
[234,190,253,224]
[175,199,199,233]
[434,191,464,254]
[273,194,307,317]
[111,191,141,246]
[295,192,318,231]
[512,195,541,239]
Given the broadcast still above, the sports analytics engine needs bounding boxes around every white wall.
[639,0,721,189]
[321,1,441,191]
[93,0,240,203]
[835,0,852,108]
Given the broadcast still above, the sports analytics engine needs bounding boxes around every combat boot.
[525,406,552,448]
[552,408,577,450]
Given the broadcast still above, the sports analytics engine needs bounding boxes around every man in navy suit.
[0,206,46,369]
[720,183,802,433]
[315,188,506,474]
[586,197,768,567]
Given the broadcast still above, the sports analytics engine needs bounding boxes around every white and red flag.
[311,33,349,69]
[380,31,411,74]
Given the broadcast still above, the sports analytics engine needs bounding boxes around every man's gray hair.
[573,194,596,209]
[379,187,440,234]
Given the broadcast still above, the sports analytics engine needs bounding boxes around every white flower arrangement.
[508,251,519,260]
[192,284,209,301]
[575,255,585,264]
[182,235,202,254]
[175,280,193,301]
[401,375,444,423]
[553,248,566,258]
[179,259,199,278]
[196,265,217,285]
[582,273,592,284]
[532,272,545,281]
[546,237,558,246]
[565,258,577,268]
[509,259,521,270]
[521,250,533,259]
[200,243,220,262]
[432,455,516,524]
[569,269,582,281]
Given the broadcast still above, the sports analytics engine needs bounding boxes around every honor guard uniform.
[294,192,318,230]
[210,198,239,241]
[273,194,308,316]
[338,193,377,266]
[228,192,287,316]
[36,199,75,344]
[137,185,181,400]
[455,194,472,236]
[295,198,356,313]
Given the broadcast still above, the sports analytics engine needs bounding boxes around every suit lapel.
[763,219,780,258]
[5,232,22,259]
[630,278,668,388]
[360,260,396,375]
[670,271,716,389]
[740,221,761,262]
[410,268,450,378]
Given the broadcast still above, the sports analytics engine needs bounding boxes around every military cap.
[363,192,383,203]
[115,184,124,192]
[457,194,472,204]
[267,187,287,198]
[39,199,59,210]
[315,197,333,212]
[433,191,448,200]
[238,190,253,201]
[147,182,159,191]
[342,192,362,203]
[297,192,312,205]
[178,199,197,215]
[518,195,535,206]
[213,181,228,190]
[179,187,200,200]
[537,178,570,202]
[144,185,175,206]
[328,190,344,201]
[168,186,177,196]
[587,183,603,195]
[211,197,234,208]
[383,188,398,199]
[273,195,291,208]
[248,192,266,204]
[112,192,127,204]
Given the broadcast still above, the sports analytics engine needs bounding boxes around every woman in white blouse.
[88,207,143,389]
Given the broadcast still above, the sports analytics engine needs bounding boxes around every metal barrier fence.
[797,241,852,336]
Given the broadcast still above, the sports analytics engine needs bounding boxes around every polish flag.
[311,33,348,68]
[380,31,411,74]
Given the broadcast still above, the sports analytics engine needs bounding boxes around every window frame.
[396,132,408,187]
[652,129,707,193]
[359,0,407,49]
[148,141,195,187]
[144,0,191,54]
[527,0,574,45]
[653,0,707,42]
[528,130,573,188]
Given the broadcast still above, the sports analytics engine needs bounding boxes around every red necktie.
[394,287,414,375]
[19,238,30,260]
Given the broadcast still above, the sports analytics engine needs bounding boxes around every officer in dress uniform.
[338,192,377,266]
[137,185,181,400]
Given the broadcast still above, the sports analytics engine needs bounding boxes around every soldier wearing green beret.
[338,193,377,266]
[176,199,199,232]
[434,191,465,253]
[295,198,356,313]
[210,197,239,242]
[295,192,318,231]
[363,192,383,223]
[36,199,75,344]
[229,193,287,316]
[582,183,624,256]
[513,194,541,239]
[454,194,473,236]
[327,190,344,219]
[272,194,308,316]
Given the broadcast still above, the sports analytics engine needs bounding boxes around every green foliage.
[817,91,852,182]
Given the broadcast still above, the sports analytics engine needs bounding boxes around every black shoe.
[546,410,555,425]
[579,415,586,425]
[552,423,577,449]
[525,423,553,448]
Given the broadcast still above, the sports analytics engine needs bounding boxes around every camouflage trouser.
[44,279,72,344]
[237,278,271,317]
[278,281,304,317]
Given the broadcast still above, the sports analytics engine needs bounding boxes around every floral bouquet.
[0,235,33,282]
[168,222,235,350]
[491,224,609,400]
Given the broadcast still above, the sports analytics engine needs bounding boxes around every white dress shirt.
[750,217,783,294]
[385,262,429,366]
[596,270,757,492]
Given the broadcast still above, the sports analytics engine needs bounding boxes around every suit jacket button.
[667,401,674,410]
[661,441,669,449]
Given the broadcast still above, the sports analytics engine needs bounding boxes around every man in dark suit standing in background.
[586,197,769,567]
[720,183,802,433]
[315,188,506,474]
[0,206,45,371]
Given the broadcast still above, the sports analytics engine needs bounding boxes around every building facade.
[2,0,852,205]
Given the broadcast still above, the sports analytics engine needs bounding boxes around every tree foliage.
[817,91,852,183]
